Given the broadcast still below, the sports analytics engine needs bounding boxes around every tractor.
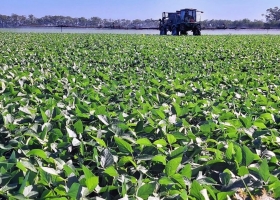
[159,8,203,36]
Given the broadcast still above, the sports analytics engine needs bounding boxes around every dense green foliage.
[0,33,280,199]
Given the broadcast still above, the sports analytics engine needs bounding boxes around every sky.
[0,0,279,21]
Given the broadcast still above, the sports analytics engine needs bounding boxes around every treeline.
[201,19,280,29]
[0,13,280,29]
[0,14,156,29]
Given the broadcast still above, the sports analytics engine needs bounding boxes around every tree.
[11,13,19,26]
[0,15,8,27]
[77,17,88,27]
[101,19,113,28]
[28,14,36,25]
[89,17,102,27]
[264,6,280,22]
[18,15,26,26]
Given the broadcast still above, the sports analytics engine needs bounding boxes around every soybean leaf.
[167,134,176,145]
[190,180,204,199]
[225,142,235,160]
[165,157,182,177]
[104,166,118,177]
[97,115,109,126]
[93,137,107,147]
[66,127,77,138]
[239,116,252,128]
[16,162,27,173]
[200,124,211,133]
[21,161,37,173]
[172,102,181,116]
[200,189,210,200]
[23,185,38,198]
[274,186,280,198]
[114,136,133,154]
[170,146,187,159]
[154,139,167,147]
[82,165,94,179]
[121,182,127,197]
[171,174,186,189]
[152,155,166,165]
[41,167,59,176]
[85,177,99,192]
[68,183,82,199]
[234,144,243,165]
[40,109,48,123]
[155,109,165,119]
[72,138,81,146]
[100,148,114,168]
[204,185,217,200]
[217,192,235,200]
[253,121,266,129]
[135,120,144,132]
[238,166,249,176]
[137,182,156,199]
[259,159,270,182]
[159,177,174,185]
[219,172,231,186]
[118,156,136,168]
[27,149,47,160]
[180,163,192,179]
[136,138,153,146]
[74,120,83,134]
[19,172,30,194]
[242,145,255,166]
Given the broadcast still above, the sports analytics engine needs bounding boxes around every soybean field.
[0,33,280,199]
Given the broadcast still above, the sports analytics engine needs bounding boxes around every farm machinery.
[159,8,203,36]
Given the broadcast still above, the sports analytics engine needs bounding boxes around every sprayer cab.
[180,9,197,22]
